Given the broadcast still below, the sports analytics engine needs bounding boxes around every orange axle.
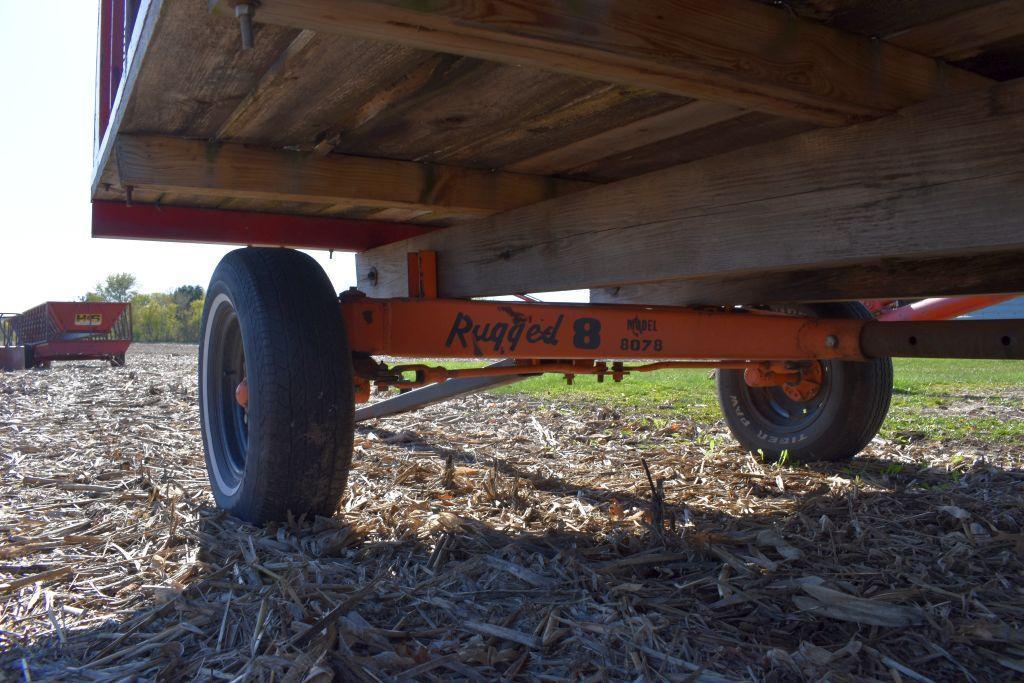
[339,293,866,362]
[338,291,857,398]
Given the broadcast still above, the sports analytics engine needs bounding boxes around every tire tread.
[200,248,354,523]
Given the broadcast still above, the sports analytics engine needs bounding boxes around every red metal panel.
[46,302,129,334]
[32,340,131,363]
[110,0,125,112]
[97,0,125,142]
[91,201,436,252]
[97,0,113,141]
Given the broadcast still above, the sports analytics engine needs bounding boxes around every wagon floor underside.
[92,0,1024,303]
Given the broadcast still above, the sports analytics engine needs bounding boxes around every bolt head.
[825,335,838,348]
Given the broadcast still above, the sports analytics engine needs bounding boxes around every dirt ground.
[1,344,1023,681]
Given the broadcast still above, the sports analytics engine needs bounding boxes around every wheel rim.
[739,361,833,433]
[203,293,248,495]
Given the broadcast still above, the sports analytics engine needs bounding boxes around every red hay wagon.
[92,1,1024,523]
[0,302,132,370]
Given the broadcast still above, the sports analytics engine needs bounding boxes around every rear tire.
[716,302,892,464]
[199,248,354,523]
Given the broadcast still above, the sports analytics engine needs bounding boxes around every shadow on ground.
[2,352,1023,680]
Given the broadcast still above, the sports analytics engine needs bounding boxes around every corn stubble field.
[1,345,1023,681]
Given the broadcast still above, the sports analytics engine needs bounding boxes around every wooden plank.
[755,1,997,38]
[589,252,1024,306]
[213,32,440,147]
[121,0,301,138]
[113,135,593,216]
[203,9,690,166]
[565,112,815,182]
[397,84,683,170]
[327,64,685,169]
[506,102,744,175]
[214,29,321,140]
[355,78,1024,300]
[211,0,990,126]
[887,1,1024,61]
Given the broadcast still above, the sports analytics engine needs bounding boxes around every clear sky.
[0,1,360,313]
[0,1,582,312]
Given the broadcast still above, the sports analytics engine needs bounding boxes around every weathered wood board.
[355,78,1024,300]
[93,0,1024,299]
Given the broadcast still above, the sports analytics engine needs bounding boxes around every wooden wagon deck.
[92,1,1024,303]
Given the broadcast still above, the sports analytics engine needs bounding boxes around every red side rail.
[96,1,142,148]
[91,202,435,251]
[97,0,124,145]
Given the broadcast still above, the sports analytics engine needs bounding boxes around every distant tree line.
[84,273,205,343]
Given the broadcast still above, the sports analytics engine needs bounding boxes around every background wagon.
[0,302,132,370]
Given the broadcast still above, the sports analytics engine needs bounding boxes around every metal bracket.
[407,251,438,299]
[235,3,255,49]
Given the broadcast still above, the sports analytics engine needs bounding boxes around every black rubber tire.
[716,302,893,464]
[199,248,354,523]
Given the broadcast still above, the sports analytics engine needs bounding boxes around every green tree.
[87,273,138,302]
[132,292,178,342]
[172,285,204,310]
[182,298,205,342]
[81,277,206,343]
[171,285,205,341]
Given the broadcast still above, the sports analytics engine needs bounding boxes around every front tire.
[716,302,892,464]
[199,248,354,523]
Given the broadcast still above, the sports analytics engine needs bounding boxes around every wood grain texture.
[589,252,1024,306]
[206,23,689,171]
[355,78,1024,299]
[888,0,1024,61]
[752,1,998,37]
[213,0,990,126]
[122,1,301,138]
[506,102,744,175]
[113,135,593,216]
[563,112,815,182]
[213,33,444,147]
[329,64,684,168]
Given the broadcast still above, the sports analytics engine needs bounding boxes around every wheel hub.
[781,361,823,402]
[235,377,249,408]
